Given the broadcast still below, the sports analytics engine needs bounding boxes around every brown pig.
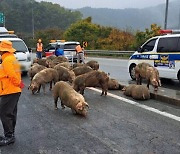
[72,63,84,69]
[27,63,47,80]
[54,65,75,83]
[53,81,89,116]
[123,84,137,97]
[73,70,109,96]
[72,65,93,76]
[46,55,56,61]
[135,62,161,91]
[57,62,71,69]
[131,85,150,100]
[32,58,48,67]
[28,68,59,94]
[47,56,69,67]
[54,56,69,63]
[107,78,125,90]
[86,60,99,70]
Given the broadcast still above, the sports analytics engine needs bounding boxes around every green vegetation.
[0,0,161,51]
[0,0,81,46]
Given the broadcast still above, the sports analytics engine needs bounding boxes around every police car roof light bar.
[159,29,180,34]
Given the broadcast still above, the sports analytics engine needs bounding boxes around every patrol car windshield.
[141,38,157,52]
[11,40,27,52]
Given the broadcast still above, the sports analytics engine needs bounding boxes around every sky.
[37,0,167,9]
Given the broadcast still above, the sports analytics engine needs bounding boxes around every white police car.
[128,29,180,82]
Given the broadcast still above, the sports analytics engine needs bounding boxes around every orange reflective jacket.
[0,52,21,96]
[37,43,43,52]
[75,45,82,53]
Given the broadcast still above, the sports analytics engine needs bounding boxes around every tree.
[35,28,64,47]
[0,0,82,35]
[97,28,135,50]
[64,18,100,49]
[134,24,161,49]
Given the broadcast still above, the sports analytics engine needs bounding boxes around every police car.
[44,40,80,63]
[128,29,180,82]
[0,27,31,74]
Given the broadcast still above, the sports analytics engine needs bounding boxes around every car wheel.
[178,71,180,83]
[129,64,136,80]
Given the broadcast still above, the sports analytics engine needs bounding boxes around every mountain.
[0,0,82,34]
[77,0,180,30]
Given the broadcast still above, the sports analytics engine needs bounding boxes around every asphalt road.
[0,57,180,154]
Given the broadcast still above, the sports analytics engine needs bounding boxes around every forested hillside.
[0,0,82,34]
[77,0,180,30]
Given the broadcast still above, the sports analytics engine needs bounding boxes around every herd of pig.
[27,55,161,116]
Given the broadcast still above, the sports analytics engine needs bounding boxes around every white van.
[0,37,31,74]
[128,30,180,82]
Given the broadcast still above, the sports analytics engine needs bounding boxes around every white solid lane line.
[89,87,180,122]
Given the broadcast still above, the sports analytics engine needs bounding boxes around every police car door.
[155,37,180,79]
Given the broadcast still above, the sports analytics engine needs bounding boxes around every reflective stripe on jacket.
[75,45,82,53]
[37,43,43,52]
[0,52,21,96]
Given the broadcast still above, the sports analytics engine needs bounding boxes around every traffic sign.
[83,41,88,48]
[0,13,4,24]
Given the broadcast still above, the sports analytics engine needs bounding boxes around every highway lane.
[0,59,180,153]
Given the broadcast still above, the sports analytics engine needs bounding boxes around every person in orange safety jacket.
[0,40,23,146]
[75,44,85,64]
[36,39,43,59]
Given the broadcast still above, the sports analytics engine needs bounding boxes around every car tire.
[129,64,136,80]
[178,71,180,83]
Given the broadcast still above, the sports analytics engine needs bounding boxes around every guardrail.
[31,48,135,58]
[85,50,135,58]
[85,50,134,55]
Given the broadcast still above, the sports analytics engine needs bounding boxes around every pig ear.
[76,103,83,110]
[85,102,89,108]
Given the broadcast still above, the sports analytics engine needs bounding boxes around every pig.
[27,64,47,80]
[72,63,84,69]
[123,84,137,97]
[57,62,71,69]
[86,60,99,70]
[73,70,109,96]
[46,55,56,61]
[131,85,150,100]
[135,62,161,91]
[107,78,125,90]
[54,65,75,83]
[47,56,69,67]
[72,65,93,76]
[28,68,59,94]
[54,56,69,63]
[33,58,48,67]
[123,84,150,100]
[53,81,89,116]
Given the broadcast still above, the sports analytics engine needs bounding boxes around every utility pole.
[164,0,169,29]
[31,1,35,39]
